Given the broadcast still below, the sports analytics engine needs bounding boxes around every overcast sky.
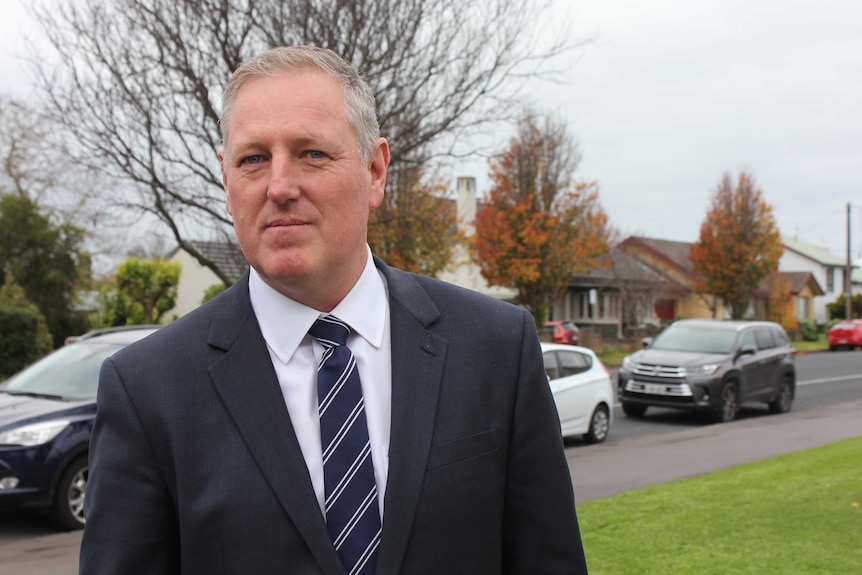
[2,0,860,261]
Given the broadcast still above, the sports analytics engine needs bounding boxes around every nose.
[267,155,301,204]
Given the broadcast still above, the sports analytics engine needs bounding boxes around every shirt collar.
[249,246,387,365]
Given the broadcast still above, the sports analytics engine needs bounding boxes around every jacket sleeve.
[79,357,180,575]
[502,308,590,574]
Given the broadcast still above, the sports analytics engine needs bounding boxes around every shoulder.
[110,277,252,368]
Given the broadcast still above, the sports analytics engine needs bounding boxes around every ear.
[218,148,233,216]
[367,138,389,210]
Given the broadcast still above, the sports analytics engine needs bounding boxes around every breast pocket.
[426,428,498,470]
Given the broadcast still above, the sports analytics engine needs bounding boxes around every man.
[80,46,588,574]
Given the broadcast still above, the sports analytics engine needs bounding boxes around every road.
[1,351,860,574]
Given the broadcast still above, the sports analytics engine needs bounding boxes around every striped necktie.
[309,315,381,575]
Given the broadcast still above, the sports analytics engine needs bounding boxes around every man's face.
[219,71,388,310]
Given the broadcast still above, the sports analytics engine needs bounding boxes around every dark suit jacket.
[80,258,588,574]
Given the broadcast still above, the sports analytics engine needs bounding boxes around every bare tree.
[26,0,578,284]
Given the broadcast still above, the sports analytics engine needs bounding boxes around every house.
[616,236,824,328]
[169,240,248,318]
[753,271,825,326]
[550,247,665,340]
[617,236,720,320]
[778,236,852,324]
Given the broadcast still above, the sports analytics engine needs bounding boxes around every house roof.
[619,236,696,275]
[567,247,668,287]
[757,271,824,297]
[782,236,846,267]
[174,240,249,280]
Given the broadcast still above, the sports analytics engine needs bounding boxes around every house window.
[826,269,834,293]
[797,296,810,320]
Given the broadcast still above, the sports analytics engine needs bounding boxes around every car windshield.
[0,341,123,400]
[651,325,737,354]
[832,323,857,330]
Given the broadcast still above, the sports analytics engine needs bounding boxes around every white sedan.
[541,343,614,444]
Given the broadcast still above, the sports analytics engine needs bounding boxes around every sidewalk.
[567,399,862,503]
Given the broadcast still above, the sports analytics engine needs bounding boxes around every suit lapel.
[206,278,344,575]
[374,261,447,573]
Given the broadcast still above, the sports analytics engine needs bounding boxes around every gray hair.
[220,46,380,163]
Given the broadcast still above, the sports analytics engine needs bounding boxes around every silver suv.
[618,319,795,423]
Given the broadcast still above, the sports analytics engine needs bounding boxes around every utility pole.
[847,202,853,320]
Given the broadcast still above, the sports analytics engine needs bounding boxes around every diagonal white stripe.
[325,441,372,511]
[334,484,378,549]
[322,399,365,464]
[349,529,381,575]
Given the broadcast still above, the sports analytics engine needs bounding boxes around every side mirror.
[641,337,653,349]
[736,345,756,359]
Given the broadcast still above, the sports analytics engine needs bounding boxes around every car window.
[754,329,775,350]
[543,351,560,381]
[1,341,122,400]
[561,321,578,333]
[832,323,856,330]
[771,328,789,347]
[557,350,592,376]
[652,326,736,354]
[739,330,757,349]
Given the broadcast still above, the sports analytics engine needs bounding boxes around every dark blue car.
[0,325,158,530]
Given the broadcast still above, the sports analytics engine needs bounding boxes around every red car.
[543,320,580,346]
[828,320,862,351]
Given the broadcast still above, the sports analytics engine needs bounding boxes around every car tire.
[768,375,795,414]
[622,402,647,418]
[583,405,610,444]
[51,456,88,531]
[712,381,739,423]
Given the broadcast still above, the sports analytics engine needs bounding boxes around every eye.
[240,154,264,165]
[305,150,327,159]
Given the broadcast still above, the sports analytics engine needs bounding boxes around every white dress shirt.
[248,247,392,519]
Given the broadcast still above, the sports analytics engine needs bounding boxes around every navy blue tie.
[309,316,381,575]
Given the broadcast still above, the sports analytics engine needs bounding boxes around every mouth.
[265,218,310,230]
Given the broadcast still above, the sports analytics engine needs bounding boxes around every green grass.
[596,346,629,368]
[792,333,829,354]
[577,436,862,574]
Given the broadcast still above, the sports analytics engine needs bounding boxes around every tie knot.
[309,315,351,347]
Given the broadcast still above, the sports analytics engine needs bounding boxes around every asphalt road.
[1,351,860,574]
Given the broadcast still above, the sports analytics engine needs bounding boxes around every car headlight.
[621,356,636,370]
[685,364,721,376]
[0,420,71,446]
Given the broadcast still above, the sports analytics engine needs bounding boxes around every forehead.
[226,71,350,140]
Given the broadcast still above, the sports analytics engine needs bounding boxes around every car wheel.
[622,402,647,418]
[712,381,739,423]
[583,405,610,444]
[52,456,88,531]
[768,375,795,414]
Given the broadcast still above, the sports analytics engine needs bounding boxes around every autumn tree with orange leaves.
[474,114,608,326]
[367,166,458,277]
[690,171,783,319]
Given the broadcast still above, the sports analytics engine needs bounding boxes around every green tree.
[0,274,53,358]
[827,293,862,320]
[690,171,783,320]
[114,258,182,324]
[474,113,609,325]
[0,194,89,346]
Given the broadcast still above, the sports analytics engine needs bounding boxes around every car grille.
[632,363,685,379]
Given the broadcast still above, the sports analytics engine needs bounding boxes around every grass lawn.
[793,333,829,354]
[577,436,862,575]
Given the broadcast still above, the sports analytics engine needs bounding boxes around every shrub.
[798,319,819,342]
[0,307,40,379]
